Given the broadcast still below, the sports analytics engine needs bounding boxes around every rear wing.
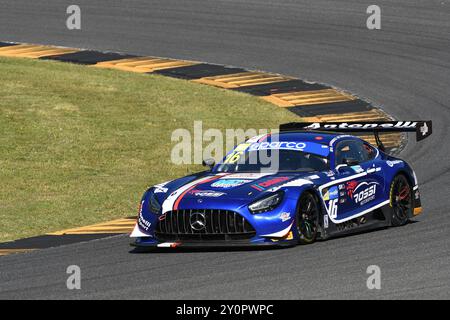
[279,121,432,151]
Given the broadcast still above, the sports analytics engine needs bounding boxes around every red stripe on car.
[172,175,224,210]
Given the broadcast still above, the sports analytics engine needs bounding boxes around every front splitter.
[130,238,297,249]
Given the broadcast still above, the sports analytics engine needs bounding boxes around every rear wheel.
[296,192,320,244]
[390,174,413,226]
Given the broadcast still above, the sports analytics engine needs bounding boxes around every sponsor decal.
[367,167,382,173]
[321,175,384,221]
[211,179,250,189]
[323,186,339,201]
[324,215,329,229]
[249,141,307,151]
[386,160,403,167]
[348,181,379,206]
[248,141,329,156]
[329,186,339,199]
[346,180,359,199]
[138,200,144,215]
[306,121,419,130]
[138,202,152,231]
[251,176,291,191]
[154,186,168,193]
[305,174,320,180]
[221,173,271,180]
[153,181,170,193]
[189,189,225,197]
[351,165,365,173]
[138,216,151,231]
[339,189,347,203]
[420,122,429,136]
[280,212,291,222]
[322,178,390,224]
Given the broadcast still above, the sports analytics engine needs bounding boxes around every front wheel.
[296,192,320,245]
[390,174,413,226]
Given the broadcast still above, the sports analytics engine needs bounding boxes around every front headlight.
[248,191,284,214]
[149,192,161,214]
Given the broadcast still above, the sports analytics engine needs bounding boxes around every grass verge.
[0,57,297,242]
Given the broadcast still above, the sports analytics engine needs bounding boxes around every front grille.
[155,209,256,241]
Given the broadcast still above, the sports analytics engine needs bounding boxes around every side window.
[362,142,377,161]
[335,140,366,165]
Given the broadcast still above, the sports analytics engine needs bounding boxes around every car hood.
[152,171,325,205]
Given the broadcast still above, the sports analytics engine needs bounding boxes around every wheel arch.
[391,169,415,189]
[296,187,322,211]
[389,171,415,225]
[294,187,325,236]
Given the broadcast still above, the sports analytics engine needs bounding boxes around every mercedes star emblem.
[189,212,206,231]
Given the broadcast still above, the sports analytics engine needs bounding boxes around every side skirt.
[318,203,392,240]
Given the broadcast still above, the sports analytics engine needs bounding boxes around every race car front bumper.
[130,232,297,249]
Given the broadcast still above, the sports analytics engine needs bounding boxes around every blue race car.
[130,121,432,248]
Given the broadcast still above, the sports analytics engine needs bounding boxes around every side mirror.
[344,158,359,166]
[202,158,215,170]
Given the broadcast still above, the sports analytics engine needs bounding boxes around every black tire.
[296,192,320,244]
[389,174,413,226]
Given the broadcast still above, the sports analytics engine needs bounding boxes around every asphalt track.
[0,0,449,299]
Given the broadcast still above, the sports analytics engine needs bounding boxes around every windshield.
[215,149,329,173]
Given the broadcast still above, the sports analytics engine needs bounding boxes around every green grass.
[0,57,297,242]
